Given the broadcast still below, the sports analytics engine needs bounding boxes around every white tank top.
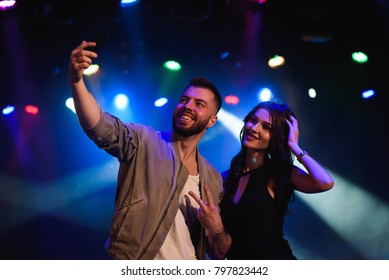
[154,174,200,260]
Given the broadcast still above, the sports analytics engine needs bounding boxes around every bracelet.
[297,150,309,162]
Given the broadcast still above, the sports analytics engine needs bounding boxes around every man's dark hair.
[184,77,222,114]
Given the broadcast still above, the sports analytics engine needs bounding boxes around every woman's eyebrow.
[263,119,271,125]
[251,115,259,121]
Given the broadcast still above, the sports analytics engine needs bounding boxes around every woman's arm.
[286,116,334,193]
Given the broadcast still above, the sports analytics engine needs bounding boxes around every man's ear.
[206,115,218,129]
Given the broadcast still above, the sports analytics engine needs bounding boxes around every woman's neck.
[244,150,266,172]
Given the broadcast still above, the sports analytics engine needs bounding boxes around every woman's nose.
[250,123,261,132]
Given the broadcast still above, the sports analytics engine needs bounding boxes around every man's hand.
[189,185,224,236]
[189,185,231,259]
[69,41,98,84]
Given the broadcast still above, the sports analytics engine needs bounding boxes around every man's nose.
[183,99,195,109]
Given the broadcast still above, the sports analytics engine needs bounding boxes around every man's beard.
[172,115,209,137]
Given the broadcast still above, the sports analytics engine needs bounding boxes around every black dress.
[220,166,296,260]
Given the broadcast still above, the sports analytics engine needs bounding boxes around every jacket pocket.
[111,197,146,241]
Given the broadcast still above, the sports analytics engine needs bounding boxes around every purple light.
[0,1,17,11]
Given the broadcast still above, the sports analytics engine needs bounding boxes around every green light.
[352,52,368,64]
[163,60,182,71]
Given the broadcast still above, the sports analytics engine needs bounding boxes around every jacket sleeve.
[82,111,141,163]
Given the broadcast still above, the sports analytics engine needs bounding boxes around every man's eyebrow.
[181,95,207,104]
[194,98,207,103]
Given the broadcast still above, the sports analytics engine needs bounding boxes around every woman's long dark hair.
[224,101,296,212]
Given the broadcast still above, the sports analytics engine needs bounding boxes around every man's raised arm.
[69,41,101,129]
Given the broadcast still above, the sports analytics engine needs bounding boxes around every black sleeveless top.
[220,166,296,260]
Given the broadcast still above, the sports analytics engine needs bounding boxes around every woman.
[220,101,334,259]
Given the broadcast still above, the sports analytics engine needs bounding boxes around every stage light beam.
[294,160,389,259]
[216,108,243,142]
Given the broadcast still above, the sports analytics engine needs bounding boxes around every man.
[69,41,231,260]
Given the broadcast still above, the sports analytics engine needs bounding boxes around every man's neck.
[171,131,201,175]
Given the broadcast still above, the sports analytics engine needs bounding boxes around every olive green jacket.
[84,111,223,259]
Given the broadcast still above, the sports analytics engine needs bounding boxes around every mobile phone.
[85,34,108,53]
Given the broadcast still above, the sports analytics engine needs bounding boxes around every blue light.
[120,0,137,7]
[362,89,375,99]
[2,105,15,115]
[154,97,168,107]
[258,88,272,102]
[114,94,129,109]
[220,51,230,59]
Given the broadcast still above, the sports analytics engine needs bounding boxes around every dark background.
[1,0,389,259]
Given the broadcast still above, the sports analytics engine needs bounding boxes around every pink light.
[224,95,240,105]
[24,105,39,115]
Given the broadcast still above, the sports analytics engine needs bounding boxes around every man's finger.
[203,185,215,206]
[188,191,207,209]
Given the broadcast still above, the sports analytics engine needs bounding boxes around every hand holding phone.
[84,35,108,53]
